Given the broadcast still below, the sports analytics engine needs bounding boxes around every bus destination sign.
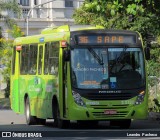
[76,35,136,45]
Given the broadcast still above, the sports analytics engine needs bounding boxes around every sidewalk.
[0,110,25,125]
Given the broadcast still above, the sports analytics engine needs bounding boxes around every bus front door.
[10,48,20,113]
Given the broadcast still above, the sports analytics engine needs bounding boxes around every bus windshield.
[71,47,145,90]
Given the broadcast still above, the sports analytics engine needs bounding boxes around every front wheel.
[37,118,46,125]
[53,104,70,128]
[25,97,37,125]
[77,120,99,128]
[110,119,131,129]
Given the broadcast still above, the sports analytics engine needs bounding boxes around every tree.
[0,0,21,28]
[0,25,24,98]
[73,0,160,42]
[0,0,21,47]
[0,1,21,97]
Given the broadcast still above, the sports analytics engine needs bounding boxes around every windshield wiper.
[116,45,128,63]
[112,45,128,65]
[111,45,129,73]
[88,48,104,65]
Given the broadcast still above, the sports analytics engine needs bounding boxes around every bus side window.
[38,46,43,75]
[49,42,59,75]
[29,44,38,74]
[12,47,16,75]
[44,43,49,74]
[21,45,29,74]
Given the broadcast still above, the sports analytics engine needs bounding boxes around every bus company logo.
[39,37,44,42]
[2,132,11,137]
[99,90,121,94]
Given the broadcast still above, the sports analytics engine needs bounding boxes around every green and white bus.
[10,25,150,128]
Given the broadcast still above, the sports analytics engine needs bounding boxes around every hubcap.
[26,101,30,121]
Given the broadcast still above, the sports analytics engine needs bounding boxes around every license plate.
[104,110,117,115]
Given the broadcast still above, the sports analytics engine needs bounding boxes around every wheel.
[110,119,131,129]
[53,104,70,128]
[77,120,99,128]
[25,97,37,125]
[37,118,46,125]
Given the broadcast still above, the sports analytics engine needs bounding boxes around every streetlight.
[26,0,56,36]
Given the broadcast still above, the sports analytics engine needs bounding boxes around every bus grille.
[92,111,128,118]
[81,93,136,100]
[90,104,129,109]
[90,104,129,118]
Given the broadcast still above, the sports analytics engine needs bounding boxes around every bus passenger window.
[44,43,49,74]
[21,45,29,74]
[49,42,59,75]
[29,44,37,74]
[12,47,16,75]
[38,46,43,74]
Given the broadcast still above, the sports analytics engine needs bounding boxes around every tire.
[110,119,131,129]
[77,120,99,128]
[53,104,70,128]
[25,97,37,125]
[37,118,46,125]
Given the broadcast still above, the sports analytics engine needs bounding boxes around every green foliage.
[0,0,21,98]
[7,25,24,38]
[73,0,160,35]
[0,25,23,98]
[0,0,21,28]
[147,39,160,78]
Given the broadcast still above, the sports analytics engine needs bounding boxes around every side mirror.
[63,50,70,61]
[144,47,150,60]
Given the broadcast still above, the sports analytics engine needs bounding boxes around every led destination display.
[76,34,137,45]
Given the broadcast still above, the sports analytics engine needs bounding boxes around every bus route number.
[78,36,88,44]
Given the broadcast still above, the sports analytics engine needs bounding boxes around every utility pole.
[26,0,56,36]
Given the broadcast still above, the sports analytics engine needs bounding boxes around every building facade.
[0,0,84,37]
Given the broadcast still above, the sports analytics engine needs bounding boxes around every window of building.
[22,8,29,18]
[34,0,37,5]
[65,0,73,7]
[36,9,40,18]
[20,0,29,6]
[78,1,84,8]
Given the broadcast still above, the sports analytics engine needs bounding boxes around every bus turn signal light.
[61,40,67,47]
[16,45,22,51]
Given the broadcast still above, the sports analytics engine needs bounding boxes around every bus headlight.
[72,91,86,107]
[135,91,145,105]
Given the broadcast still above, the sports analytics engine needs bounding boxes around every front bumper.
[67,96,148,121]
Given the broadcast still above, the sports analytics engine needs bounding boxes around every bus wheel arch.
[52,95,70,128]
[24,94,28,104]
[52,95,58,127]
[24,93,28,114]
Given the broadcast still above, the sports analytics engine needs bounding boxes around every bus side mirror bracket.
[144,45,150,60]
[64,50,70,61]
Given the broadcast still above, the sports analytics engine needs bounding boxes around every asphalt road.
[0,110,160,139]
